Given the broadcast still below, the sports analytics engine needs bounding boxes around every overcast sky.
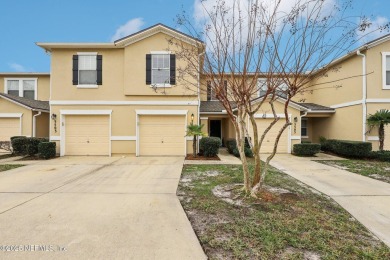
[0,0,388,72]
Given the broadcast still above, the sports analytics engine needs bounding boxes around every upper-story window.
[4,78,37,100]
[382,52,390,89]
[146,52,176,87]
[258,79,288,98]
[72,52,102,88]
[207,80,227,101]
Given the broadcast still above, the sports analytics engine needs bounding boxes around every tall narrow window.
[383,53,390,89]
[301,118,308,137]
[79,54,97,85]
[258,79,267,97]
[152,54,170,85]
[23,80,35,99]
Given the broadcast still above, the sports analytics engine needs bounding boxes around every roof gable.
[114,23,203,47]
[0,93,49,112]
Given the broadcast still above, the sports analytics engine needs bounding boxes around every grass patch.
[317,160,390,184]
[178,164,390,259]
[0,164,24,172]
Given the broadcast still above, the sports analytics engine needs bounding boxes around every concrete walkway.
[270,154,390,247]
[0,156,206,259]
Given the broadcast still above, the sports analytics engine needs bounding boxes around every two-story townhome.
[0,72,50,141]
[37,24,203,156]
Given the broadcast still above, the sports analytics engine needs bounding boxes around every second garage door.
[0,118,20,141]
[139,115,185,156]
[65,115,109,156]
[250,118,289,153]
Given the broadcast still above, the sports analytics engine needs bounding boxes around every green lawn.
[178,164,390,259]
[317,159,390,184]
[0,164,24,172]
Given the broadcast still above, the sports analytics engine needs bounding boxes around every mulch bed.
[185,154,220,161]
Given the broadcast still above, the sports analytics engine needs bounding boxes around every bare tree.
[172,0,388,196]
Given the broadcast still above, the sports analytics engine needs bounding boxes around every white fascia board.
[330,100,362,109]
[50,100,198,106]
[136,110,188,115]
[254,113,288,119]
[60,110,112,115]
[307,110,336,113]
[0,113,23,118]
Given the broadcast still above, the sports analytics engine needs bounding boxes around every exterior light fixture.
[191,113,194,123]
[51,113,57,120]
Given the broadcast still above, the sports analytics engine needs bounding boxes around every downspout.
[357,50,367,141]
[197,51,205,153]
[33,111,42,137]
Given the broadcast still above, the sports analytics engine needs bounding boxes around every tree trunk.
[379,123,384,151]
[193,135,197,157]
[236,109,251,193]
[249,114,261,187]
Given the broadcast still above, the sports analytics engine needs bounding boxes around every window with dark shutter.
[207,81,212,101]
[170,54,176,85]
[97,55,103,85]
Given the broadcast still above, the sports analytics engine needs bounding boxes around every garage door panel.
[250,118,289,153]
[139,115,185,156]
[0,118,20,141]
[65,115,109,156]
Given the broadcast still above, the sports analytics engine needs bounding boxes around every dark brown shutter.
[170,54,176,85]
[97,55,103,85]
[207,81,211,101]
[72,55,78,85]
[146,54,152,85]
[224,80,227,95]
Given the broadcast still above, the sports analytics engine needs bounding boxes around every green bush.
[200,137,221,157]
[26,137,48,156]
[38,142,56,159]
[244,147,253,157]
[226,139,237,154]
[11,137,28,155]
[232,148,240,157]
[319,136,331,151]
[368,150,390,162]
[327,139,372,158]
[293,143,321,156]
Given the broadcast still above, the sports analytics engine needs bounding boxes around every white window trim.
[151,52,171,88]
[301,118,308,138]
[59,110,112,157]
[77,52,98,88]
[4,78,38,100]
[135,110,188,156]
[382,52,390,89]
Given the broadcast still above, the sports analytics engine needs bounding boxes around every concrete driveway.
[0,156,206,259]
[270,154,390,248]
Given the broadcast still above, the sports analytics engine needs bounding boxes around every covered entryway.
[64,115,110,156]
[138,114,186,156]
[0,117,20,141]
[251,118,289,153]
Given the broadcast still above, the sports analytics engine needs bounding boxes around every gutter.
[32,111,42,137]
[357,50,367,141]
[197,52,205,152]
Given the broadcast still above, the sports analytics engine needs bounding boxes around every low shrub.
[11,137,28,155]
[327,139,372,158]
[38,142,56,159]
[244,147,253,157]
[200,137,221,157]
[319,136,331,151]
[227,138,252,157]
[26,137,48,156]
[226,139,237,154]
[301,140,312,144]
[293,143,321,156]
[232,148,240,157]
[368,150,390,162]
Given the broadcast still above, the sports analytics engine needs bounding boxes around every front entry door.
[209,120,222,139]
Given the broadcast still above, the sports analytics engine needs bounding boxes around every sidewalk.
[270,154,390,247]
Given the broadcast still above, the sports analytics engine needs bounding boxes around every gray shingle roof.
[298,103,334,111]
[0,93,49,112]
[200,101,237,113]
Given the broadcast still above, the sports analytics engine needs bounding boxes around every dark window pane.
[8,90,19,97]
[23,90,35,100]
[386,71,390,85]
[301,128,307,136]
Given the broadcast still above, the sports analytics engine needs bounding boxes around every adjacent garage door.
[385,125,390,150]
[250,118,289,153]
[65,115,109,156]
[139,115,185,156]
[0,118,20,141]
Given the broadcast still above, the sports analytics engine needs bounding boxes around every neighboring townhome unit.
[0,72,50,141]
[37,24,203,156]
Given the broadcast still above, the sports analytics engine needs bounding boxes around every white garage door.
[0,118,20,141]
[139,115,185,156]
[250,118,289,153]
[65,115,109,156]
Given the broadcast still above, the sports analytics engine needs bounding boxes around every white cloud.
[111,18,144,42]
[357,16,389,44]
[8,63,27,72]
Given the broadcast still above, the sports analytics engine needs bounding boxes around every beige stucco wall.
[35,112,50,138]
[0,74,50,101]
[0,98,33,137]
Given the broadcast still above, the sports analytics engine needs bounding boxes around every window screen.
[152,54,170,85]
[79,55,97,84]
